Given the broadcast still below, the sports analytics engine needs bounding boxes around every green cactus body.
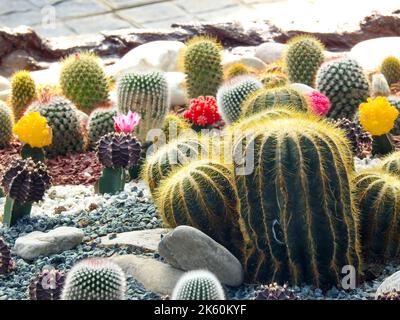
[233,114,361,287]
[27,96,86,158]
[154,159,245,259]
[142,136,212,193]
[353,169,400,262]
[182,36,223,99]
[284,35,324,87]
[241,87,308,117]
[371,74,390,97]
[380,151,400,175]
[217,76,263,124]
[0,102,13,148]
[316,59,370,120]
[261,73,288,89]
[381,56,400,85]
[60,53,109,114]
[162,113,192,143]
[10,70,36,120]
[117,71,169,143]
[388,97,400,135]
[62,258,126,300]
[224,63,252,80]
[87,107,117,148]
[172,270,225,300]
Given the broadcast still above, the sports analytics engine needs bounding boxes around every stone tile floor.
[0,0,398,38]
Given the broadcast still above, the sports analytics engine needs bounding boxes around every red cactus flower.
[307,91,331,116]
[183,96,221,127]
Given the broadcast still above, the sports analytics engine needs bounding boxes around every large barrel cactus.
[233,114,361,288]
[117,71,169,143]
[241,87,307,117]
[316,59,369,119]
[353,169,400,262]
[154,159,244,259]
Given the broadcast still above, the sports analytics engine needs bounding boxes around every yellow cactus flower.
[13,112,52,148]
[359,97,399,136]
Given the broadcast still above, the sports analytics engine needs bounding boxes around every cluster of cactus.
[381,56,400,85]
[0,238,14,275]
[353,169,400,263]
[181,36,223,99]
[1,158,51,226]
[96,132,141,194]
[29,268,65,300]
[10,70,36,120]
[87,105,117,148]
[154,159,245,260]
[172,270,225,300]
[284,35,324,87]
[216,76,263,124]
[162,113,192,143]
[117,71,169,143]
[0,101,14,148]
[316,59,369,119]
[62,258,126,300]
[224,63,252,80]
[142,135,211,193]
[371,74,390,97]
[233,113,360,287]
[60,52,109,114]
[254,283,299,300]
[241,86,308,117]
[27,92,86,158]
[332,118,372,159]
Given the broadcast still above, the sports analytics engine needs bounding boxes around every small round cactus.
[97,133,142,169]
[260,72,288,89]
[2,158,51,203]
[61,258,126,300]
[87,106,117,148]
[162,113,192,143]
[29,268,66,300]
[217,76,263,124]
[371,73,390,97]
[254,283,300,300]
[10,70,36,120]
[0,101,14,148]
[172,270,225,300]
[224,63,252,80]
[60,52,109,114]
[381,56,400,85]
[0,238,14,275]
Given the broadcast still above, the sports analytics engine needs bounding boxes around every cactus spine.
[117,71,169,143]
[217,76,263,124]
[181,36,223,99]
[224,63,252,80]
[60,52,109,114]
[10,70,36,120]
[87,106,117,148]
[162,113,192,143]
[0,102,14,148]
[172,270,225,300]
[380,151,400,176]
[284,35,324,87]
[316,59,369,119]
[62,258,126,300]
[241,86,307,117]
[233,114,361,287]
[353,169,400,262]
[381,56,400,85]
[154,159,244,260]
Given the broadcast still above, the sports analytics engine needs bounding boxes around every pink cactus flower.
[114,111,141,134]
[307,91,331,116]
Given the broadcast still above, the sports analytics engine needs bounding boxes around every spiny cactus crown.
[381,56,400,85]
[172,270,225,300]
[62,258,126,300]
[87,106,117,147]
[10,70,36,120]
[29,268,66,300]
[0,101,14,148]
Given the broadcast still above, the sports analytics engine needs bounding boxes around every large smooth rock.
[30,63,61,86]
[375,270,400,298]
[223,53,267,71]
[350,37,400,71]
[110,255,184,295]
[255,42,286,64]
[158,226,244,287]
[165,72,187,106]
[14,227,84,260]
[0,76,10,102]
[110,41,186,78]
[100,228,170,252]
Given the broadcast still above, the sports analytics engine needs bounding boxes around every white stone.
[165,72,187,106]
[30,63,61,86]
[100,228,170,252]
[0,76,10,91]
[110,255,184,295]
[350,37,400,71]
[254,42,286,64]
[14,226,84,260]
[109,41,186,78]
[0,90,9,102]
[223,54,267,71]
[375,270,400,298]
[354,157,382,173]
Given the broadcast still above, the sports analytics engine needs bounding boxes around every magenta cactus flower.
[307,91,331,116]
[114,111,141,134]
